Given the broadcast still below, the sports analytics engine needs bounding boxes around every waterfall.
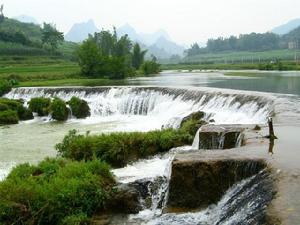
[191,127,201,149]
[5,87,273,126]
[146,170,274,225]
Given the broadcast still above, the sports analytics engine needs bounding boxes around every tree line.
[186,32,294,57]
[76,28,160,79]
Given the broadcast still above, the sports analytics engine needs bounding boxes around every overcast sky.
[1,0,300,45]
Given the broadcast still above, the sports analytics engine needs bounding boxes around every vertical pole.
[268,117,277,139]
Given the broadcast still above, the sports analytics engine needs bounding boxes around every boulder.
[106,184,141,214]
[180,111,205,127]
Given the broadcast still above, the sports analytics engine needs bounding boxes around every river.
[1,70,300,224]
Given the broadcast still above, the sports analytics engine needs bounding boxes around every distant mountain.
[14,15,38,24]
[139,29,171,45]
[150,36,185,56]
[117,23,140,42]
[272,18,300,35]
[66,21,185,59]
[65,19,100,42]
[283,26,300,41]
[116,24,185,58]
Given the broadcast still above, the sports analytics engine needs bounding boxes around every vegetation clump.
[0,109,18,124]
[50,98,69,121]
[68,96,90,119]
[0,98,33,124]
[141,57,161,75]
[28,97,51,116]
[77,29,160,79]
[56,127,195,168]
[0,158,115,225]
[0,79,12,96]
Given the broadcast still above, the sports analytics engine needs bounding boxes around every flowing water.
[1,70,300,224]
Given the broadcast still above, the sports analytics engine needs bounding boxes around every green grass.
[162,61,300,71]
[56,128,193,168]
[0,158,115,225]
[183,49,300,64]
[18,78,128,87]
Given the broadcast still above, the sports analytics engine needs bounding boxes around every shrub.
[50,98,69,121]
[0,98,33,123]
[0,109,19,125]
[0,103,9,111]
[0,79,12,97]
[0,158,115,225]
[61,213,90,225]
[28,97,51,116]
[141,60,160,75]
[56,129,192,167]
[68,97,91,119]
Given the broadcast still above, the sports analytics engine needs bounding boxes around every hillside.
[272,18,300,35]
[0,17,42,42]
[0,17,77,59]
[283,26,300,42]
[14,15,39,24]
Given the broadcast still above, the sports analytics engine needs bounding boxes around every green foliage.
[68,97,90,119]
[76,39,102,76]
[132,43,147,70]
[0,158,115,225]
[186,32,281,56]
[0,98,33,122]
[0,79,12,96]
[0,109,18,124]
[141,59,160,75]
[42,23,64,52]
[50,98,69,121]
[61,213,90,225]
[28,97,51,116]
[77,29,144,79]
[56,128,192,168]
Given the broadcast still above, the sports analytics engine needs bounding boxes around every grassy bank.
[182,49,300,64]
[161,61,300,71]
[56,128,193,168]
[0,158,115,225]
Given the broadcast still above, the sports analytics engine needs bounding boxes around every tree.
[0,4,4,23]
[42,23,64,51]
[185,43,201,56]
[132,43,147,69]
[76,39,103,76]
[141,55,160,75]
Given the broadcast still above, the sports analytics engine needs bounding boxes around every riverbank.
[161,61,300,71]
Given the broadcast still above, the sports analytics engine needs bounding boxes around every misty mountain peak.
[65,19,100,43]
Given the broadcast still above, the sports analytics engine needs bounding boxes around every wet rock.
[180,111,205,127]
[198,124,244,149]
[106,184,141,214]
[166,154,267,211]
[128,176,167,209]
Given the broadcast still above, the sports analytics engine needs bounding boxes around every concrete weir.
[166,153,268,211]
[197,124,245,149]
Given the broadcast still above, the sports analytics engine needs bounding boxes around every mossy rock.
[50,98,69,121]
[0,110,19,125]
[68,97,91,119]
[0,98,33,121]
[180,111,205,127]
[28,97,51,116]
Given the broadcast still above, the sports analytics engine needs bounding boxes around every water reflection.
[128,71,300,96]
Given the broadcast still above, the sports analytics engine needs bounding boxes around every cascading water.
[5,87,273,128]
[2,87,275,224]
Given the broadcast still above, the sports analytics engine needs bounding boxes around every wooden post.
[268,117,277,140]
